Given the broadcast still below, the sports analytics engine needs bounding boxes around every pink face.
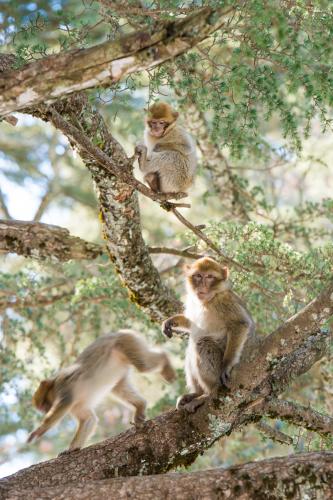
[148,119,168,138]
[191,272,221,302]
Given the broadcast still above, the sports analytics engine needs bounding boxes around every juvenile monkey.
[135,102,197,194]
[28,330,175,452]
[162,257,254,413]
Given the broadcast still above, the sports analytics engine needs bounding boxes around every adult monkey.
[163,257,255,413]
[135,102,197,194]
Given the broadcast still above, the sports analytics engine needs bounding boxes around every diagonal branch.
[255,420,293,445]
[263,398,333,437]
[1,285,331,490]
[0,6,237,116]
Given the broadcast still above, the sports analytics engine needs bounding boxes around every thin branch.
[264,398,333,437]
[255,420,293,445]
[0,188,12,219]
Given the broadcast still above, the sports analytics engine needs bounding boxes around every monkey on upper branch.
[135,102,197,194]
[162,257,255,413]
[28,330,175,453]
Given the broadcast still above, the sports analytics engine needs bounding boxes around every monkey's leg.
[27,398,71,443]
[116,335,176,382]
[61,405,98,454]
[144,172,160,192]
[221,324,249,387]
[112,375,147,425]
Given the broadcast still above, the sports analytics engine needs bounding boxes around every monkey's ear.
[183,263,192,275]
[222,267,229,280]
[173,111,179,120]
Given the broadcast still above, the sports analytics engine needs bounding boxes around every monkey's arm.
[162,314,192,338]
[221,319,251,387]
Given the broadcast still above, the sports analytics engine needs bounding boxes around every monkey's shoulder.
[213,290,252,320]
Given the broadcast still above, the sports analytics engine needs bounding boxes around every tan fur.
[162,258,255,412]
[136,101,197,193]
[28,330,175,453]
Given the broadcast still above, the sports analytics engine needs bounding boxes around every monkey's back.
[54,331,141,408]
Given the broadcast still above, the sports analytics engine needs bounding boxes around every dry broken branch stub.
[2,452,332,500]
[0,6,236,116]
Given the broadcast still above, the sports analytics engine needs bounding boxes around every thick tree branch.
[264,398,333,437]
[2,452,332,499]
[0,219,103,261]
[1,287,331,490]
[0,219,202,262]
[0,6,236,116]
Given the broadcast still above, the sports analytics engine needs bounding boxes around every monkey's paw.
[183,397,207,413]
[176,393,198,410]
[220,368,232,388]
[162,318,176,338]
[58,447,81,457]
[134,144,147,157]
[133,413,146,427]
[27,429,42,443]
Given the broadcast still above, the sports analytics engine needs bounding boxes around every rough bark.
[0,219,103,261]
[30,94,181,321]
[264,398,333,437]
[0,6,235,116]
[1,287,331,490]
[2,452,332,500]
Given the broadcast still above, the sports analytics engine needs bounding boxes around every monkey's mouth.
[150,129,165,137]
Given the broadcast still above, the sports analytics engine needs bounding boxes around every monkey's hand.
[162,318,175,338]
[162,315,191,338]
[27,428,43,443]
[134,144,147,158]
[220,365,232,388]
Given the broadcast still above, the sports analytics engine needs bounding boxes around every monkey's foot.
[183,396,208,413]
[58,447,80,457]
[132,414,146,427]
[220,369,232,388]
[176,393,199,410]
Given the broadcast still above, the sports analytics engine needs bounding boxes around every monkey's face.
[186,258,229,303]
[190,272,222,303]
[148,119,169,138]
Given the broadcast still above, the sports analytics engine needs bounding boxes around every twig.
[148,246,202,260]
[255,420,293,446]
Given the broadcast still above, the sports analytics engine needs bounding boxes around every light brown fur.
[162,257,255,412]
[28,330,175,453]
[135,101,197,194]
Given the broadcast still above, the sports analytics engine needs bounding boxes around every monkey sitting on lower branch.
[162,257,255,413]
[28,330,176,453]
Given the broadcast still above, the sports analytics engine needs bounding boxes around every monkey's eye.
[192,273,202,281]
